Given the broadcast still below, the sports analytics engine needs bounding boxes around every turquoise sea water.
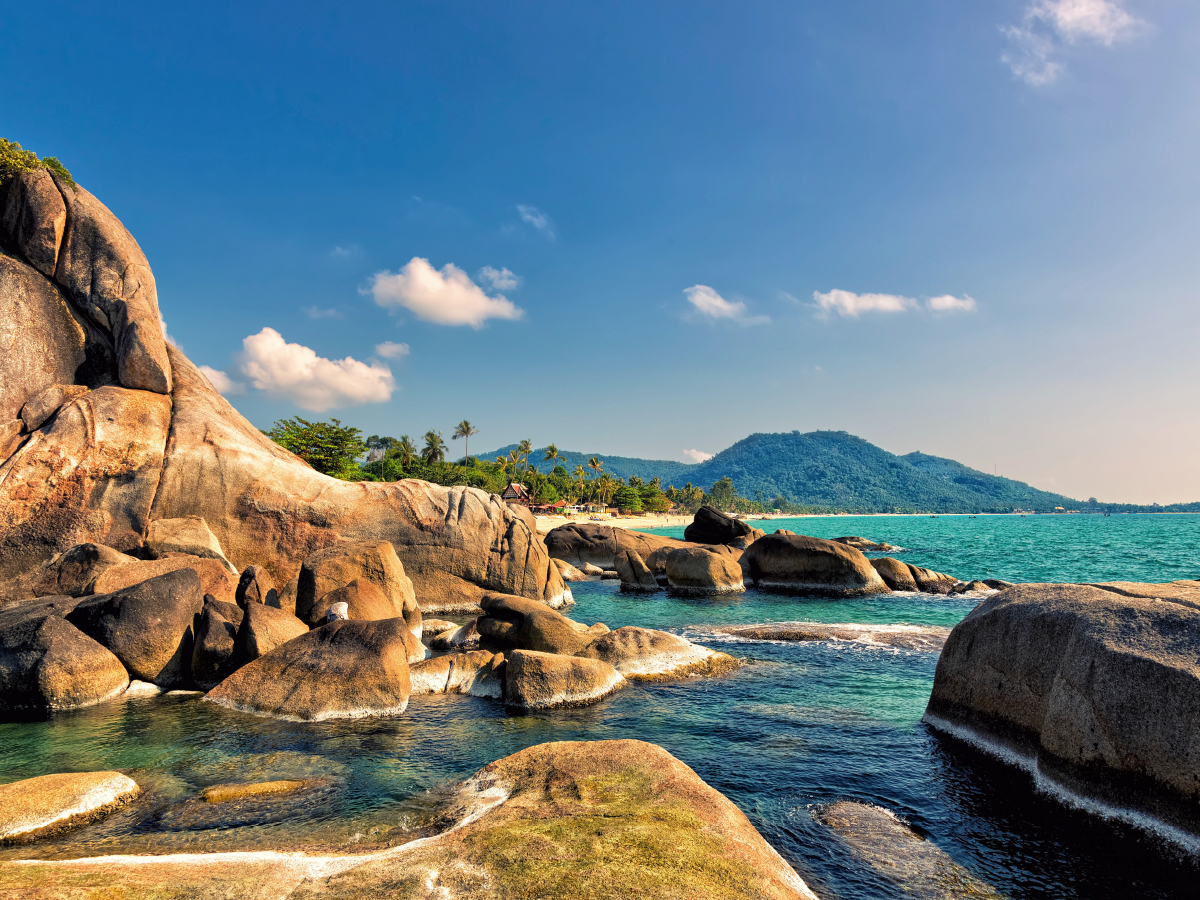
[2,514,1198,897]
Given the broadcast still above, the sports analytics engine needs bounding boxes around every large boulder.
[908,565,957,595]
[1,168,66,278]
[925,583,1200,839]
[20,384,89,432]
[205,618,412,721]
[190,597,244,690]
[232,601,308,663]
[0,771,139,843]
[683,505,763,546]
[408,650,505,698]
[504,649,624,709]
[579,626,739,680]
[0,603,129,715]
[235,564,277,607]
[614,549,659,592]
[145,516,236,572]
[477,592,607,656]
[90,555,237,604]
[66,569,205,686]
[870,556,919,592]
[544,522,690,568]
[295,542,420,634]
[5,543,135,603]
[741,533,890,597]
[551,557,588,582]
[665,546,745,594]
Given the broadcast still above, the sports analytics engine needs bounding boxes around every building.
[501,482,531,505]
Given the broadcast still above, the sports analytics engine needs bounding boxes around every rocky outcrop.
[684,505,763,547]
[145,516,236,572]
[552,557,588,582]
[90,555,237,604]
[20,384,89,432]
[235,565,277,607]
[544,522,691,568]
[505,649,624,709]
[430,617,482,652]
[925,583,1200,840]
[614,549,659,592]
[408,650,505,697]
[205,618,412,721]
[190,597,243,690]
[1,168,66,278]
[665,546,745,594]
[908,565,957,595]
[66,569,204,687]
[742,533,890,597]
[477,592,607,655]
[0,771,139,843]
[832,536,897,552]
[232,601,308,663]
[870,556,919,591]
[579,626,739,680]
[6,543,135,602]
[295,541,421,634]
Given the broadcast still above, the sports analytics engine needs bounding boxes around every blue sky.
[4,1,1198,503]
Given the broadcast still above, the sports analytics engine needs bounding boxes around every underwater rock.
[720,621,950,652]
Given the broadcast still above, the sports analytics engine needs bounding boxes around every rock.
[1,419,24,462]
[908,565,957,595]
[235,565,278,607]
[66,569,205,686]
[870,557,919,592]
[925,583,1200,839]
[742,533,890,597]
[665,546,745,594]
[23,543,136,598]
[90,554,238,604]
[200,780,307,804]
[775,529,795,535]
[816,801,1004,899]
[983,578,1013,590]
[600,569,620,579]
[505,649,624,709]
[579,626,739,680]
[544,522,691,568]
[419,618,458,639]
[324,602,349,622]
[684,505,763,546]
[294,541,421,635]
[430,618,482,652]
[0,607,129,715]
[0,771,139,843]
[831,535,896,552]
[614,549,659,592]
[233,602,309,663]
[952,580,992,594]
[190,597,244,690]
[205,618,412,721]
[719,621,950,652]
[477,592,606,656]
[122,680,162,698]
[1,168,67,278]
[580,562,605,576]
[145,516,236,572]
[408,650,505,698]
[20,383,89,432]
[49,173,172,394]
[551,557,587,582]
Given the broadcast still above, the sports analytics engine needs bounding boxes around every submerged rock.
[0,771,139,843]
[720,621,950,652]
[832,536,897,552]
[742,533,890,597]
[505,649,624,709]
[579,626,740,680]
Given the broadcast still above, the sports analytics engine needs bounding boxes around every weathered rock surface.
[190,597,244,690]
[477,592,607,656]
[205,618,412,721]
[90,554,237,604]
[665,546,746,593]
[0,771,139,843]
[505,649,624,709]
[870,556,919,591]
[832,536,897,552]
[551,557,588,582]
[20,383,89,432]
[146,516,236,572]
[544,522,691,568]
[614,548,659,592]
[408,650,505,697]
[908,565,958,595]
[742,533,890,597]
[8,542,135,602]
[66,569,205,686]
[579,626,739,680]
[295,541,422,634]
[235,564,278,608]
[1,168,67,278]
[0,741,816,899]
[430,617,482,652]
[720,621,950,652]
[0,606,129,714]
[684,505,763,547]
[232,601,308,663]
[925,583,1200,838]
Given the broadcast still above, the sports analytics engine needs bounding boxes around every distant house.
[502,482,531,505]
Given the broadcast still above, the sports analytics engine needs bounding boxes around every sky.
[3,0,1198,504]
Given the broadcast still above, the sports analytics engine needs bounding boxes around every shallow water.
[2,515,1199,897]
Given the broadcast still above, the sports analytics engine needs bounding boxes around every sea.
[2,513,1199,897]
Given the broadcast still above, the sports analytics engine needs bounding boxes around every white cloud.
[198,365,245,395]
[683,449,714,463]
[237,327,395,412]
[517,204,555,238]
[1003,0,1143,85]
[813,289,917,318]
[479,266,521,290]
[684,285,769,325]
[158,310,181,348]
[374,341,410,359]
[927,294,977,314]
[366,258,524,328]
[304,306,342,319]
[330,244,362,259]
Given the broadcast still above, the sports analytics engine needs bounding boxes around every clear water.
[2,515,1199,897]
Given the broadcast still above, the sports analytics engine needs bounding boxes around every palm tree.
[495,455,510,476]
[543,443,564,473]
[422,429,447,465]
[597,473,615,505]
[452,420,479,463]
[517,439,534,472]
[588,456,603,479]
[507,449,522,473]
[394,435,416,467]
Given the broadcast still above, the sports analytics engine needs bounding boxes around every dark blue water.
[2,515,1198,897]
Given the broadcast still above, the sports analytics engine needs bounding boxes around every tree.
[588,456,603,480]
[393,435,417,467]
[543,443,564,472]
[611,485,644,513]
[597,473,616,505]
[706,477,738,510]
[266,417,366,478]
[517,439,534,471]
[422,429,448,464]
[452,420,479,462]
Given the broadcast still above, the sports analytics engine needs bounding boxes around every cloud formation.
[684,285,769,325]
[374,340,410,359]
[517,204,555,238]
[683,449,714,463]
[238,327,395,412]
[813,289,977,318]
[158,311,181,349]
[1003,0,1143,85]
[367,258,524,329]
[304,306,342,319]
[198,365,245,395]
[479,265,521,290]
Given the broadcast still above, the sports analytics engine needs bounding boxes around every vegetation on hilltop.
[0,138,75,189]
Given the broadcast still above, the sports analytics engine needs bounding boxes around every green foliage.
[611,485,644,513]
[265,417,366,479]
[0,138,75,188]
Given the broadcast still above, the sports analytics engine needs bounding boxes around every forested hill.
[481,431,1085,513]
